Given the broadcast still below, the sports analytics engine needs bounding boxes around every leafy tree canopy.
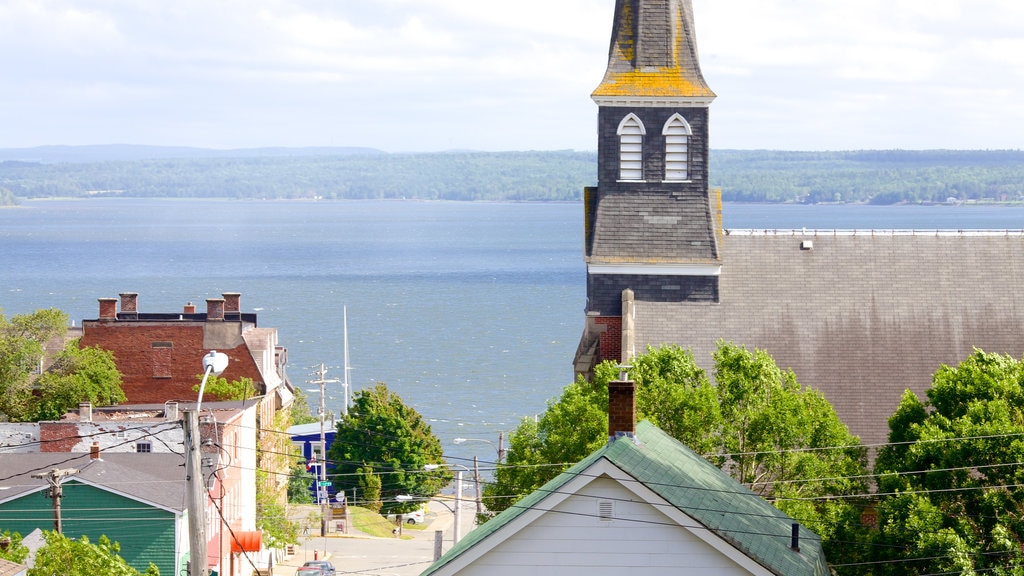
[327,382,451,514]
[0,530,28,564]
[28,531,158,576]
[0,308,124,422]
[484,342,868,565]
[867,349,1024,576]
[193,374,257,402]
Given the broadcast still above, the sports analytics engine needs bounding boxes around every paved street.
[272,499,474,576]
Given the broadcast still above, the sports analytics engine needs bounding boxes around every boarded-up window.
[152,341,173,379]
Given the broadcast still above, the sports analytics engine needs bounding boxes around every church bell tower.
[577,0,720,375]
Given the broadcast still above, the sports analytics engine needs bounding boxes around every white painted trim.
[588,263,722,276]
[593,96,715,107]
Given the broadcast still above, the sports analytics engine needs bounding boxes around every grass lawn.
[348,507,420,539]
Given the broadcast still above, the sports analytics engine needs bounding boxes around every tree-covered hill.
[714,149,1024,204]
[2,146,1023,204]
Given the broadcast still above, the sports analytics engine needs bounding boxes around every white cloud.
[0,0,1020,151]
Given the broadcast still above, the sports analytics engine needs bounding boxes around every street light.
[453,434,505,462]
[187,350,228,576]
[424,463,472,544]
[195,350,229,413]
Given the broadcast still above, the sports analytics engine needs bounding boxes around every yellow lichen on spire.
[592,68,714,98]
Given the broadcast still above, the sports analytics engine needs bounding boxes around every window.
[663,114,691,181]
[617,114,645,181]
[136,441,153,453]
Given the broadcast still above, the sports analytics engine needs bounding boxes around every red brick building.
[79,291,295,502]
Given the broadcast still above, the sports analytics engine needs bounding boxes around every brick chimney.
[79,401,92,422]
[223,292,240,312]
[98,298,118,320]
[119,292,138,319]
[164,401,179,421]
[608,367,636,442]
[206,298,225,321]
[183,301,196,315]
[90,441,101,460]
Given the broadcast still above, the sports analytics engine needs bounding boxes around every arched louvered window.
[663,114,692,181]
[617,114,645,181]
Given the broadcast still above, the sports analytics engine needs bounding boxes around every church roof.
[592,0,716,104]
[422,421,827,576]
[635,230,1024,449]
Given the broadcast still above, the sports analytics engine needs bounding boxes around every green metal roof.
[421,420,828,576]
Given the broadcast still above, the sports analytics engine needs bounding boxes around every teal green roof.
[421,420,828,576]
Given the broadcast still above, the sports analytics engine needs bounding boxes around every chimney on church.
[608,365,636,442]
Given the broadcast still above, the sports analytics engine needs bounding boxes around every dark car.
[302,560,336,576]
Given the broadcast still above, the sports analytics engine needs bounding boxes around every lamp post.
[424,463,471,544]
[186,350,228,576]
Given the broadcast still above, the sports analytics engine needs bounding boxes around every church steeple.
[576,0,720,377]
[592,0,715,105]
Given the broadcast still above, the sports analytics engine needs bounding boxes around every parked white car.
[389,508,426,524]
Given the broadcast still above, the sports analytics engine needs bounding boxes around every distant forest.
[2,146,1023,205]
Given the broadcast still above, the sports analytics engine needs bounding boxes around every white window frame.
[617,113,646,181]
[663,113,692,182]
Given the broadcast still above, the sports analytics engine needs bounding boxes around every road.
[272,498,474,576]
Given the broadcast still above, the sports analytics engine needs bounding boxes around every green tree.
[193,374,257,401]
[290,388,318,425]
[256,469,299,548]
[484,343,868,565]
[327,383,451,514]
[0,186,17,206]
[0,308,68,420]
[868,349,1024,575]
[33,342,124,421]
[28,531,158,576]
[0,530,28,564]
[287,459,315,504]
[1,309,125,422]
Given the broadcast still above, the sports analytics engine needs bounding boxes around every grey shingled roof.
[0,453,186,512]
[421,420,827,576]
[587,190,720,263]
[636,230,1024,449]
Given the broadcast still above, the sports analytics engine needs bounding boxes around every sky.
[1,0,1022,152]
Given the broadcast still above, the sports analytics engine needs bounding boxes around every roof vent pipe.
[790,523,800,552]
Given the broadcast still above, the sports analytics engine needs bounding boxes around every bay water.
[2,199,1022,467]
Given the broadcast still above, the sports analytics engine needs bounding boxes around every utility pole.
[184,409,208,576]
[32,468,78,533]
[309,363,339,538]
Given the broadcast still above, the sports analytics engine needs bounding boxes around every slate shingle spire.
[593,0,715,103]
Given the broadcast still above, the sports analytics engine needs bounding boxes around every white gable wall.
[453,475,765,576]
